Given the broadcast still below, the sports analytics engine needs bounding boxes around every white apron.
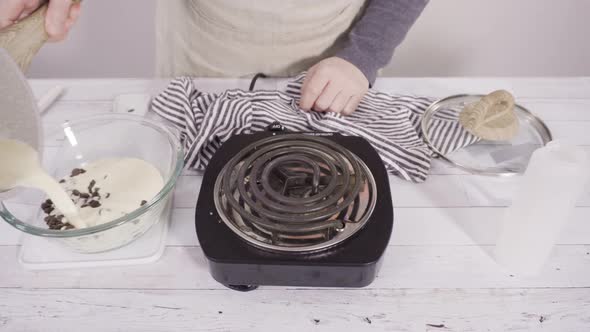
[155,0,367,78]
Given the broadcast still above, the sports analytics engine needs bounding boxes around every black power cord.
[248,73,268,91]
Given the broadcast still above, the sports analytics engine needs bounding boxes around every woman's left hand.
[300,57,368,115]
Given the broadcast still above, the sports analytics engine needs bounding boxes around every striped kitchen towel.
[151,73,477,183]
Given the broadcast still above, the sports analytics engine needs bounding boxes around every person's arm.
[300,0,428,115]
[336,0,429,85]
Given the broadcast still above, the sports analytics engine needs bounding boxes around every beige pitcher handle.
[0,1,80,72]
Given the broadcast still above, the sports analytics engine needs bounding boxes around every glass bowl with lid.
[0,113,184,253]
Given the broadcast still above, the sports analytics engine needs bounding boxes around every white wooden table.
[1,77,590,332]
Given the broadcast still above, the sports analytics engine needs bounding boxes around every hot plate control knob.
[266,121,285,132]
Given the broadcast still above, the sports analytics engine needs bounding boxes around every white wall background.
[27,0,590,78]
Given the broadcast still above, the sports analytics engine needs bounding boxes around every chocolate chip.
[79,193,90,199]
[72,189,81,196]
[105,193,111,199]
[41,200,54,212]
[140,200,147,206]
[92,188,100,197]
[89,201,101,208]
[81,204,89,208]
[70,168,86,177]
[88,180,96,193]
[48,221,64,230]
[42,206,55,214]
[45,215,65,229]
[65,223,75,230]
[59,179,66,184]
[103,175,108,180]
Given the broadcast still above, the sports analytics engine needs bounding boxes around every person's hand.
[300,57,369,116]
[0,0,81,41]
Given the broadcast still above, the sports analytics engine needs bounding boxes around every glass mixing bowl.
[0,114,184,253]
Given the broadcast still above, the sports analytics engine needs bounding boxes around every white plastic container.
[494,140,590,276]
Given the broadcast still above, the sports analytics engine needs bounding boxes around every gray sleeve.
[335,0,429,85]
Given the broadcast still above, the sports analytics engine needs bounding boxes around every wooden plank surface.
[1,244,589,289]
[370,77,590,99]
[1,288,588,332]
[30,77,590,101]
[1,78,589,331]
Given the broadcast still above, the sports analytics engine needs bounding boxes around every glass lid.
[421,94,553,176]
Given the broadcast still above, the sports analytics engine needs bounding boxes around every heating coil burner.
[196,130,393,291]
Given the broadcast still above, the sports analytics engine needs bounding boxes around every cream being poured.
[0,139,85,228]
[0,139,164,229]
